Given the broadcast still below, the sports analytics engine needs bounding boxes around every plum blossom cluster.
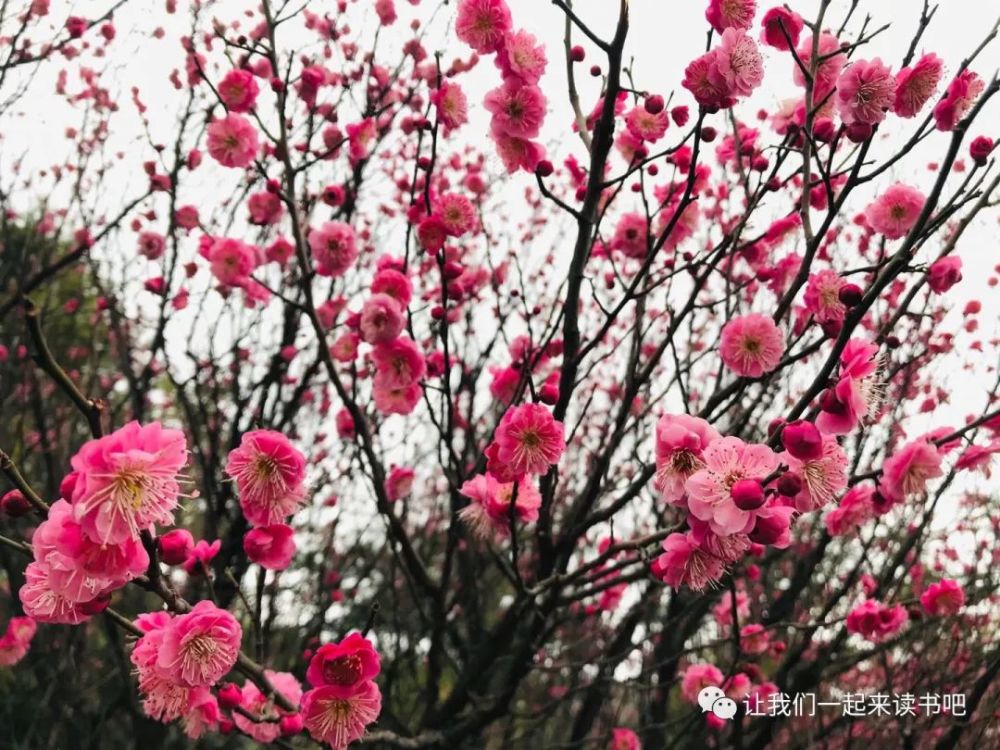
[302,633,382,749]
[457,0,549,173]
[460,402,565,538]
[19,421,186,623]
[225,429,307,570]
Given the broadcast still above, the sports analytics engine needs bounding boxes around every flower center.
[323,653,363,686]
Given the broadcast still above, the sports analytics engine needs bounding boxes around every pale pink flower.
[706,0,757,33]
[373,377,422,415]
[225,429,307,526]
[893,53,943,118]
[244,524,296,570]
[484,80,547,139]
[626,106,669,143]
[824,484,875,536]
[803,269,847,324]
[686,437,778,536]
[864,183,925,239]
[233,670,303,743]
[836,58,896,125]
[69,421,187,545]
[19,561,92,625]
[302,681,382,750]
[651,533,726,591]
[491,403,565,478]
[157,600,242,687]
[455,0,512,53]
[493,132,546,174]
[881,439,943,502]
[308,221,358,278]
[206,114,259,168]
[719,313,784,377]
[458,473,541,537]
[359,293,406,344]
[680,662,724,702]
[780,435,848,512]
[0,616,37,666]
[934,70,985,132]
[498,29,547,84]
[920,579,965,616]
[713,29,764,98]
[793,33,845,101]
[217,68,259,113]
[654,413,721,505]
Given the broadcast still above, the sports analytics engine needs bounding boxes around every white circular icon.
[698,686,738,720]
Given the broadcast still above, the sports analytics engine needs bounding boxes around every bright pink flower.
[244,524,296,570]
[431,81,469,131]
[683,51,735,110]
[371,268,413,306]
[455,0,512,54]
[0,616,36,666]
[824,484,875,536]
[131,624,192,722]
[651,533,726,591]
[760,7,802,50]
[307,633,381,692]
[157,600,242,687]
[610,728,641,750]
[437,193,477,236]
[225,429,307,526]
[680,662,724,702]
[881,438,943,502]
[893,53,943,118]
[233,670,302,743]
[458,473,541,537]
[713,29,764,98]
[864,183,925,239]
[493,132,546,174]
[204,237,257,287]
[247,190,283,225]
[359,293,405,344]
[498,29,547,84]
[719,313,784,377]
[793,33,845,100]
[347,118,377,163]
[302,681,382,750]
[816,339,882,435]
[182,538,221,575]
[206,114,259,168]
[803,269,847,325]
[846,599,907,642]
[836,58,896,125]
[484,80,547,139]
[308,221,358,278]
[138,231,166,260]
[934,70,985,132]
[375,0,396,25]
[372,337,425,389]
[491,403,565,478]
[920,579,965,616]
[69,421,187,545]
[927,256,963,293]
[610,212,650,259]
[217,68,259,113]
[384,466,416,502]
[182,687,220,739]
[779,435,848,512]
[706,0,757,33]
[626,106,669,143]
[654,413,721,505]
[686,437,778,536]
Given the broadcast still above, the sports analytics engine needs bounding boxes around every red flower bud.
[217,682,243,710]
[969,135,994,166]
[158,528,195,566]
[776,473,803,497]
[838,283,863,306]
[731,479,766,510]
[781,420,824,461]
[644,94,665,114]
[1,489,32,517]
